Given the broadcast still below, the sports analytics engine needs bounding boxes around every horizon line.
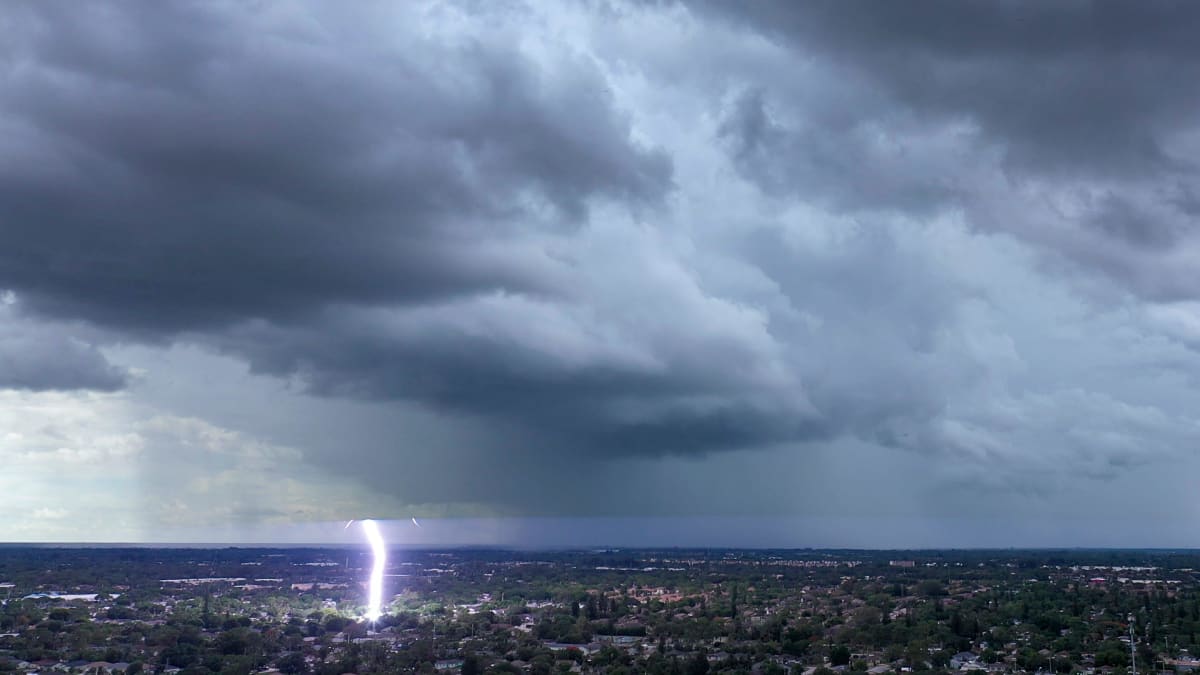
[2,542,1199,552]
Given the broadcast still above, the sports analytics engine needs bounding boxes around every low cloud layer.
[0,302,127,391]
[3,1,1200,541]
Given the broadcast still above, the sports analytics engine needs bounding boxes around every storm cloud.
[0,2,669,332]
[3,1,1200,539]
[0,303,127,391]
[704,1,1200,299]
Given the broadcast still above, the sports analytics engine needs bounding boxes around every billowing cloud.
[701,1,1200,176]
[0,1,670,333]
[3,1,1200,541]
[701,1,1200,300]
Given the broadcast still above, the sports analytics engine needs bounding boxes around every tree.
[276,653,308,675]
[830,645,851,667]
[529,654,553,675]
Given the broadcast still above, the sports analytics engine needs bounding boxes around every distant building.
[951,652,979,669]
[889,561,916,568]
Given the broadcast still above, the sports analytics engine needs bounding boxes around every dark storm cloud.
[702,1,1200,301]
[718,87,961,214]
[210,294,827,458]
[703,1,1200,176]
[7,0,1200,521]
[0,2,670,334]
[0,306,127,391]
[8,1,1200,536]
[0,1,823,461]
[1086,194,1180,251]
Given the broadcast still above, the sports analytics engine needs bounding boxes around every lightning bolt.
[359,519,386,622]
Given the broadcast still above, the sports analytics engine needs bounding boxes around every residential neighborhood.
[3,549,1200,675]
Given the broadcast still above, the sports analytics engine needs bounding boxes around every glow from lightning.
[359,519,386,622]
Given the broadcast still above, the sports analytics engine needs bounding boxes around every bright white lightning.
[359,519,386,622]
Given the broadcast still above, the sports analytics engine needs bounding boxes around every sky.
[3,1,1200,547]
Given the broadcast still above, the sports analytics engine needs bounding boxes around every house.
[598,635,639,646]
[544,642,599,655]
[951,653,979,670]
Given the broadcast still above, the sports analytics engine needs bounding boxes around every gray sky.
[3,1,1200,546]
